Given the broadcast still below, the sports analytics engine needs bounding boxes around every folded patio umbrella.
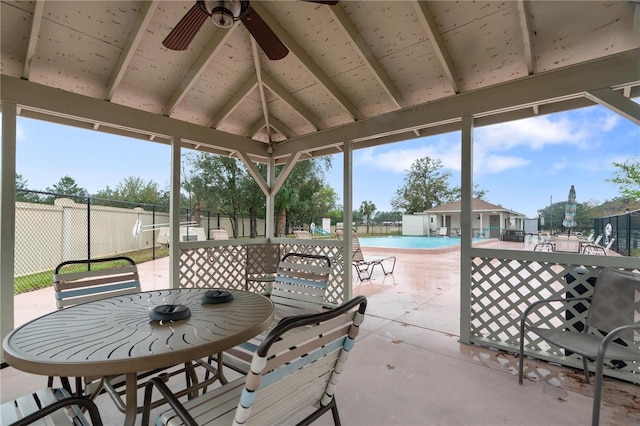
[562,185,577,235]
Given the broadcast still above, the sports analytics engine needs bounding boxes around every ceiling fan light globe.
[207,0,242,28]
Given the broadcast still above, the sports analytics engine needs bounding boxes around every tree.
[274,158,335,236]
[185,153,246,238]
[45,176,88,201]
[15,174,40,202]
[607,157,640,200]
[390,157,452,213]
[446,184,489,203]
[360,201,376,233]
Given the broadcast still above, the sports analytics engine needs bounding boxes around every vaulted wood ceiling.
[1,1,639,164]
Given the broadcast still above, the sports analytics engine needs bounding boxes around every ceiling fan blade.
[163,3,209,51]
[241,6,289,61]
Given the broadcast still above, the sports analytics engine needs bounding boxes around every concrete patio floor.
[2,240,638,425]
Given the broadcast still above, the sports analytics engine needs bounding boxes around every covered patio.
[1,1,639,424]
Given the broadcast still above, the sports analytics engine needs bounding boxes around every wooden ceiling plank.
[105,1,158,101]
[22,0,45,80]
[261,73,322,130]
[251,2,363,121]
[330,4,405,107]
[413,1,459,94]
[207,75,258,128]
[164,23,240,116]
[267,116,296,139]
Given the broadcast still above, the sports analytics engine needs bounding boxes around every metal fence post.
[87,195,91,268]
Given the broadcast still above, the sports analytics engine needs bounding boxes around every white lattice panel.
[470,254,639,383]
[179,241,345,307]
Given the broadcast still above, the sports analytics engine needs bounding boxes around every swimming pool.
[359,236,461,249]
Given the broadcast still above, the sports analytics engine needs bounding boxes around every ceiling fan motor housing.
[199,0,250,28]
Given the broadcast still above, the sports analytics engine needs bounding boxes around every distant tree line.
[16,155,638,235]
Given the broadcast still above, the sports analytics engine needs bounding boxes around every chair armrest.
[12,395,103,426]
[597,323,640,361]
[141,377,198,426]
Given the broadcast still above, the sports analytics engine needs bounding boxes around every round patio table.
[3,288,274,425]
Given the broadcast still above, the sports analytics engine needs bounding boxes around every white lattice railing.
[468,248,639,384]
[178,238,345,306]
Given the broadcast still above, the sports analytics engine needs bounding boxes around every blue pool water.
[359,236,461,249]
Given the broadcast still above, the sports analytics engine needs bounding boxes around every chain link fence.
[14,190,263,294]
[593,209,640,257]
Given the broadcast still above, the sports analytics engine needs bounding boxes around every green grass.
[14,247,169,295]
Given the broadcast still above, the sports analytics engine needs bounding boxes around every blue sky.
[10,102,640,218]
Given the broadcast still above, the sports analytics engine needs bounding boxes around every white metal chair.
[518,268,640,426]
[142,296,367,426]
[223,252,332,372]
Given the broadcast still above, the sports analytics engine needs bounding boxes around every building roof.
[420,199,526,217]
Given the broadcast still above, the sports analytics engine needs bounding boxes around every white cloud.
[353,108,624,178]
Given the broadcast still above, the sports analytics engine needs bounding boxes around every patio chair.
[582,237,615,255]
[518,268,640,426]
[438,226,448,237]
[209,228,230,240]
[336,230,396,280]
[1,387,103,425]
[223,252,332,371]
[51,257,203,412]
[142,295,367,426]
[245,243,281,293]
[49,256,142,395]
[533,241,554,252]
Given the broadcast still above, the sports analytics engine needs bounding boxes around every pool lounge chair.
[209,228,229,240]
[336,230,396,280]
[293,230,312,239]
[583,237,616,255]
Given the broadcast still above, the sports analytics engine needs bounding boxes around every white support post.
[342,141,353,301]
[169,136,181,289]
[459,115,474,344]
[266,157,275,238]
[1,102,17,362]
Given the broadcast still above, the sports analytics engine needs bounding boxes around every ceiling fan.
[163,0,338,60]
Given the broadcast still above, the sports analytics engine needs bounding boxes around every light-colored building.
[404,198,527,239]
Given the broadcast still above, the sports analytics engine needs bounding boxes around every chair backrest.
[438,227,448,236]
[210,228,229,240]
[604,237,616,251]
[293,230,312,239]
[233,296,367,426]
[53,256,140,309]
[335,230,366,263]
[271,253,332,316]
[593,234,603,245]
[586,268,640,340]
